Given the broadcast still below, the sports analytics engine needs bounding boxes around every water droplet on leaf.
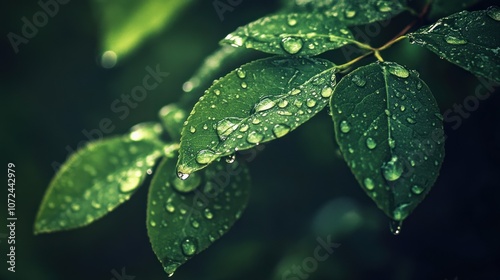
[340,120,351,133]
[254,97,277,112]
[272,124,291,138]
[390,220,402,235]
[387,65,410,78]
[281,37,303,54]
[352,75,366,87]
[444,35,467,45]
[382,156,404,181]
[196,150,217,165]
[366,137,377,149]
[247,131,264,144]
[364,178,375,190]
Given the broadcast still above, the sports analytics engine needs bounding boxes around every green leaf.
[182,46,250,94]
[93,0,195,59]
[429,0,481,20]
[408,6,500,83]
[282,0,408,26]
[220,13,356,56]
[177,57,336,176]
[147,157,251,276]
[34,123,165,234]
[159,104,187,141]
[330,62,445,222]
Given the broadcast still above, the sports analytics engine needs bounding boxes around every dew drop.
[306,99,317,108]
[216,117,242,141]
[239,124,249,132]
[173,172,201,193]
[191,219,200,229]
[204,208,214,219]
[290,88,302,95]
[281,37,303,54]
[340,120,351,133]
[225,154,236,164]
[406,117,417,124]
[241,82,248,89]
[165,203,175,213]
[387,64,410,78]
[364,178,375,190]
[366,137,377,149]
[236,68,246,79]
[189,126,196,133]
[382,156,404,181]
[444,35,467,45]
[254,97,276,112]
[390,220,403,235]
[164,262,179,277]
[71,203,80,211]
[351,75,366,87]
[321,87,333,98]
[150,220,157,227]
[177,172,190,180]
[181,238,198,256]
[196,149,217,165]
[247,131,264,144]
[345,10,357,18]
[225,34,245,47]
[278,100,289,108]
[388,138,396,149]
[487,6,500,21]
[377,1,392,12]
[287,14,298,26]
[411,185,425,195]
[272,124,291,138]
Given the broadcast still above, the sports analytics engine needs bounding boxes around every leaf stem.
[338,51,373,71]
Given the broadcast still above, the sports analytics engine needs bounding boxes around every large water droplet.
[173,172,201,193]
[390,220,402,235]
[306,98,317,108]
[392,204,410,221]
[352,75,366,87]
[321,87,333,98]
[281,37,303,54]
[196,149,217,165]
[119,175,141,193]
[388,138,396,149]
[287,14,298,26]
[204,208,214,219]
[487,6,500,21]
[340,120,351,133]
[165,203,175,213]
[254,97,276,113]
[444,35,467,45]
[236,68,246,79]
[181,238,198,256]
[366,137,377,149]
[376,1,392,12]
[224,34,245,47]
[272,124,291,138]
[411,185,425,195]
[177,172,190,180]
[387,65,410,78]
[345,10,356,18]
[364,178,375,190]
[164,261,180,277]
[382,156,404,181]
[247,131,264,144]
[216,117,242,141]
[406,117,417,124]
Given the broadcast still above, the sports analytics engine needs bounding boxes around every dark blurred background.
[1,0,500,279]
